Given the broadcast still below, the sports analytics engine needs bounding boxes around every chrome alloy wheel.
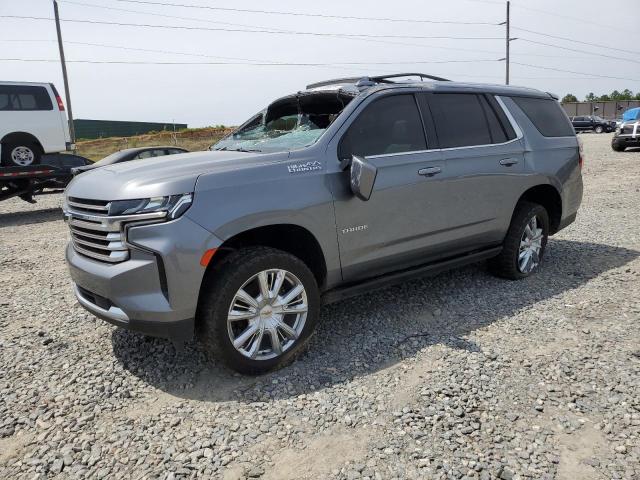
[227,269,308,360]
[518,215,544,273]
[11,146,35,166]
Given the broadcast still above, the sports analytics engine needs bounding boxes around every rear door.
[426,92,526,252]
[330,92,448,282]
[573,116,588,131]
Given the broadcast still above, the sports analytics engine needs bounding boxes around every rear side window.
[339,94,426,158]
[0,85,53,111]
[511,97,574,137]
[429,93,492,148]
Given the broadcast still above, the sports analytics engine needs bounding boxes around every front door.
[329,93,449,282]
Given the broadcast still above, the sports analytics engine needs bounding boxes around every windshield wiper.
[215,146,262,153]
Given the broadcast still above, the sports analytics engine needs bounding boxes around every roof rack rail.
[371,73,451,82]
[306,73,450,90]
[306,77,364,89]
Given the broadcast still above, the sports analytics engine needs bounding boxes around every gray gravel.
[1,133,639,480]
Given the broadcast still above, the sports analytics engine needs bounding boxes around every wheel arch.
[516,184,562,234]
[206,223,328,289]
[1,131,44,152]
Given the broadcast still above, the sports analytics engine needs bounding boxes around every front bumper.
[612,136,640,148]
[66,215,221,342]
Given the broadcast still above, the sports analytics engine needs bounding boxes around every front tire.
[612,143,626,152]
[489,202,549,280]
[198,247,320,374]
[2,143,42,167]
[594,125,604,134]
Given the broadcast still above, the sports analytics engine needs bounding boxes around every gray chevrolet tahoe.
[63,73,583,373]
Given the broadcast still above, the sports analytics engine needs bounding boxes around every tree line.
[562,89,640,103]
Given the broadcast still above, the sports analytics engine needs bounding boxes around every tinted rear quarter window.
[511,97,574,137]
[0,85,53,111]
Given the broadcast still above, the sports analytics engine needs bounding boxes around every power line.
[0,58,500,66]
[60,0,296,35]
[513,27,640,56]
[518,38,640,65]
[0,16,503,41]
[510,62,640,83]
[3,56,637,83]
[57,0,507,56]
[0,38,598,61]
[510,3,638,35]
[112,0,499,26]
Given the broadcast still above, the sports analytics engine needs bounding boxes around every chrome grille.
[66,197,130,263]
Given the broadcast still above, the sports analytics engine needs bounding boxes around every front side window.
[339,94,426,159]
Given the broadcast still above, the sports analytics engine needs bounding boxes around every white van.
[0,81,73,167]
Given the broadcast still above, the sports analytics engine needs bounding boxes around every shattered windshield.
[212,91,354,153]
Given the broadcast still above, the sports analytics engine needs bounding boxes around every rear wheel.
[2,142,42,167]
[489,201,549,280]
[199,247,320,374]
[612,143,626,152]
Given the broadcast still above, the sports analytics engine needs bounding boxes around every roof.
[304,73,552,99]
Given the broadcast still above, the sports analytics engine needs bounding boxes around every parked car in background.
[71,146,188,175]
[1,81,73,167]
[63,73,583,374]
[612,120,640,151]
[621,107,640,123]
[570,115,616,133]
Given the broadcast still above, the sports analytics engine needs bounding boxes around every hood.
[622,108,640,122]
[65,150,282,201]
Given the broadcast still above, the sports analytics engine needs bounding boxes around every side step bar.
[321,246,502,305]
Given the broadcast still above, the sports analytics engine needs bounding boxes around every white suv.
[0,81,73,167]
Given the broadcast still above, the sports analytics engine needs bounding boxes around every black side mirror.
[349,155,377,201]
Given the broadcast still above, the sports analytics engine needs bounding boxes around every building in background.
[561,101,640,120]
[74,119,188,140]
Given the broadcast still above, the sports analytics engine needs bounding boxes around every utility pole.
[505,0,510,85]
[53,0,76,146]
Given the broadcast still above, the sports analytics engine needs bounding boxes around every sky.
[1,0,639,127]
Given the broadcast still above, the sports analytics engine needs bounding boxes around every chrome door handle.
[418,166,442,177]
[499,158,519,167]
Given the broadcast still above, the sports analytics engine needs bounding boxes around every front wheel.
[489,202,549,280]
[198,247,320,374]
[594,125,604,134]
[612,143,626,152]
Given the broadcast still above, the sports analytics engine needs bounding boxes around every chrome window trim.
[363,94,524,160]
[495,95,524,140]
[367,149,433,160]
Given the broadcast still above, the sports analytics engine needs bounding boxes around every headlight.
[109,193,192,219]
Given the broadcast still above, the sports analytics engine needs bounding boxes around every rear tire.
[611,143,626,152]
[198,247,320,374]
[489,201,549,280]
[2,142,42,167]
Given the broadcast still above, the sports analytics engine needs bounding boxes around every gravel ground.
[1,134,639,480]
